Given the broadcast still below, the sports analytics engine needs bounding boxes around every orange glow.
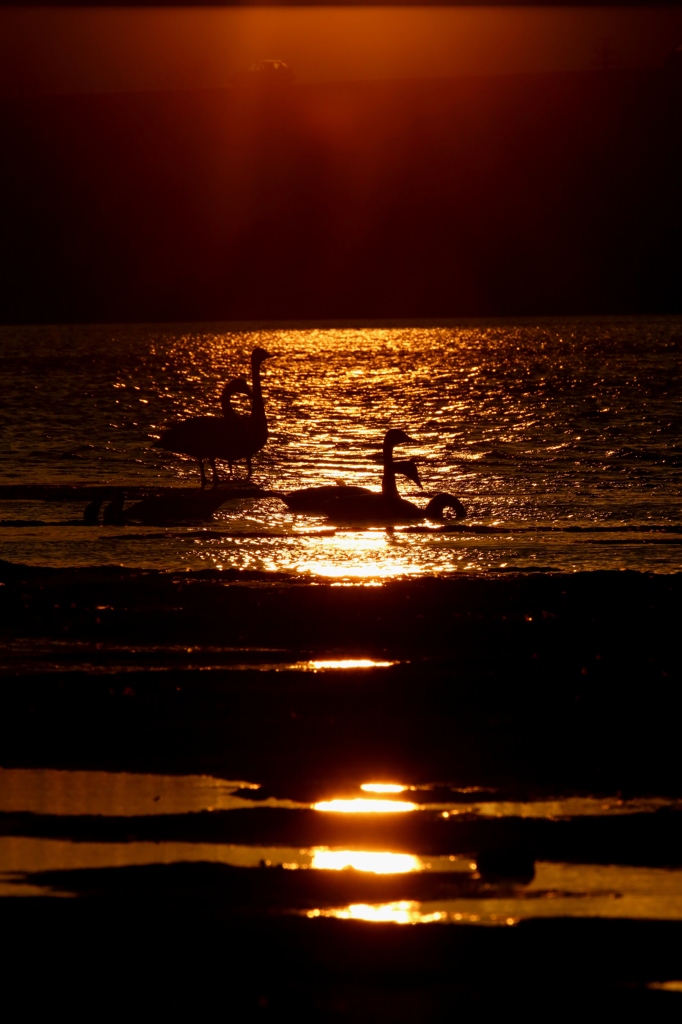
[2,9,682,96]
[360,783,407,794]
[310,849,421,874]
[308,901,445,925]
[312,798,418,813]
[307,659,394,671]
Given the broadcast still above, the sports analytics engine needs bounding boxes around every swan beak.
[263,351,276,360]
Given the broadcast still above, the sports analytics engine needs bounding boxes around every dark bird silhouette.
[204,346,275,478]
[122,489,240,526]
[102,491,126,525]
[315,429,467,523]
[154,377,253,488]
[280,458,422,514]
[237,346,275,479]
[277,429,422,517]
[82,495,103,524]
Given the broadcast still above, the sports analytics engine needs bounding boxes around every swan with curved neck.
[154,376,252,488]
[280,429,423,514]
[322,429,467,523]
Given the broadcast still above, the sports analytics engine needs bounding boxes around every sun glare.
[308,901,445,924]
[307,659,394,670]
[360,783,407,794]
[311,849,421,873]
[312,798,418,813]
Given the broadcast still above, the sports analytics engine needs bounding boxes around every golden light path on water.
[309,850,421,873]
[306,863,682,925]
[312,798,419,813]
[360,783,407,794]
[2,321,681,574]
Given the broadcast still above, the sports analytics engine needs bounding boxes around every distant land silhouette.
[0,68,680,323]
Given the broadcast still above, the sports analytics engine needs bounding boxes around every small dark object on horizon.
[476,846,536,885]
[102,491,126,526]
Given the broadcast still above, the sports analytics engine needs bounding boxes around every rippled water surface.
[1,317,680,575]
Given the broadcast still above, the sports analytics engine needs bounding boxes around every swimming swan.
[321,429,467,523]
[280,458,422,514]
[154,377,252,488]
[279,429,423,516]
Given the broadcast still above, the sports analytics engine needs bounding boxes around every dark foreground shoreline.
[2,565,681,1017]
[1,562,680,791]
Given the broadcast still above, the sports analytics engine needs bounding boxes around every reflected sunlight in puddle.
[308,901,447,924]
[310,850,422,873]
[360,783,407,794]
[302,659,396,671]
[304,863,682,926]
[313,798,419,813]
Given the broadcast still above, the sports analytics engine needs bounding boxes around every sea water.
[1,316,680,577]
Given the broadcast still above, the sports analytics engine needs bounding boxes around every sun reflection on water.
[310,849,421,873]
[308,902,446,924]
[360,783,407,794]
[312,798,419,813]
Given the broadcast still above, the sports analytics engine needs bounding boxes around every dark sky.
[1,7,681,95]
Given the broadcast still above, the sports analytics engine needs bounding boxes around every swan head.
[383,428,417,451]
[252,347,274,366]
[222,376,252,399]
[394,458,423,489]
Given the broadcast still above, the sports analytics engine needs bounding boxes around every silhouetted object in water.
[154,377,253,488]
[82,496,103,525]
[294,428,465,522]
[245,60,294,86]
[280,458,422,514]
[122,489,240,526]
[102,492,126,525]
[239,347,275,479]
[476,847,535,885]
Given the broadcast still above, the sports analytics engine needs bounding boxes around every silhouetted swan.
[122,489,239,526]
[82,496,103,525]
[102,491,126,525]
[237,346,275,479]
[279,429,420,516]
[320,429,467,523]
[281,458,422,514]
[154,377,253,488]
[208,346,275,478]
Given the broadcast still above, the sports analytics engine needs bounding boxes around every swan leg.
[198,458,207,489]
[210,458,220,489]
[246,456,252,479]
[228,460,234,480]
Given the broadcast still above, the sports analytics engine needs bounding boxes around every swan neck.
[251,359,265,419]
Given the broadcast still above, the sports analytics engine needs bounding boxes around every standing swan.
[154,377,252,488]
[236,346,275,479]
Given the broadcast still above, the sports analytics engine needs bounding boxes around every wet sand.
[2,563,681,1015]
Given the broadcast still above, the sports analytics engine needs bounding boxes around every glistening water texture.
[1,318,680,575]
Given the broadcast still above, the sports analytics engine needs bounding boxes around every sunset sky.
[1,7,681,95]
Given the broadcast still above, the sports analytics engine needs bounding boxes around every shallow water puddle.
[306,862,682,925]
[0,768,677,818]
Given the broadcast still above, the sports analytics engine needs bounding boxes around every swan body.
[314,429,467,523]
[182,347,274,482]
[122,489,238,525]
[281,459,422,513]
[327,489,466,523]
[154,376,252,488]
[280,429,426,518]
